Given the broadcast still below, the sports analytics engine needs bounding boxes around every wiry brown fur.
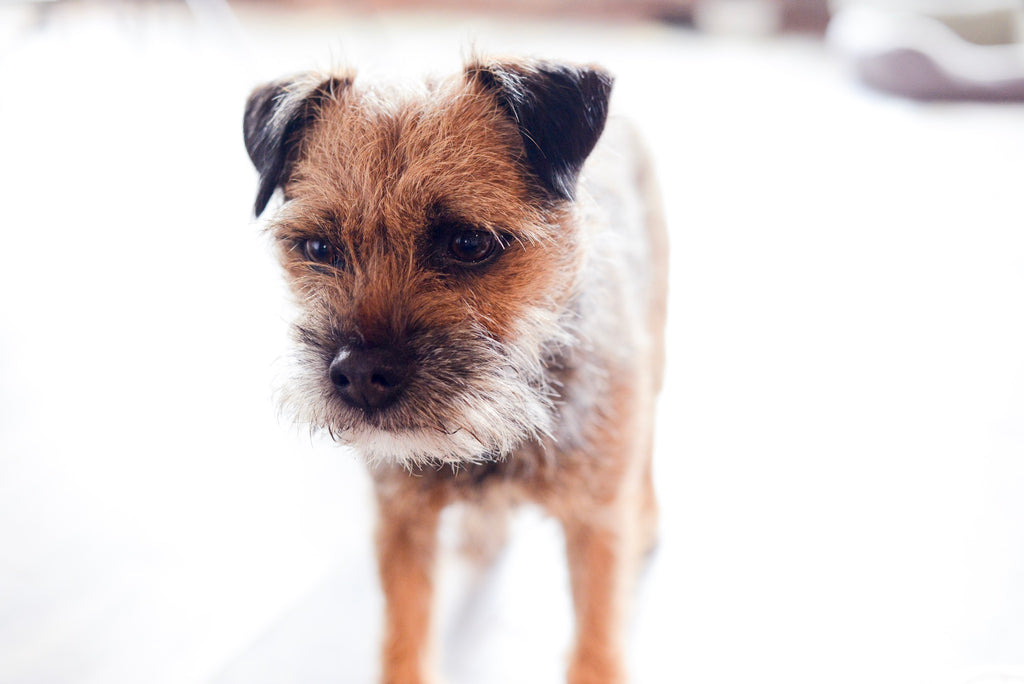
[246,58,668,684]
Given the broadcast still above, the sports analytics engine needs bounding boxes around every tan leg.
[562,506,631,684]
[458,495,510,566]
[374,480,445,684]
[554,375,658,684]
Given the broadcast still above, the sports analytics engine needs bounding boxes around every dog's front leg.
[561,504,631,684]
[374,479,445,684]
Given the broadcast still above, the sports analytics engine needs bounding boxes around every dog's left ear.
[467,60,613,201]
[243,74,351,216]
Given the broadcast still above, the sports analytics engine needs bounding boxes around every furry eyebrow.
[269,208,345,241]
[425,204,510,239]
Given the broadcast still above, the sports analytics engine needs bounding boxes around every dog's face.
[244,61,612,467]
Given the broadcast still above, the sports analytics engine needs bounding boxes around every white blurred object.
[830,0,1024,44]
[827,0,1024,98]
[694,0,783,36]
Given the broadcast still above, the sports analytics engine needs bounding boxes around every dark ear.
[243,74,351,216]
[467,60,613,201]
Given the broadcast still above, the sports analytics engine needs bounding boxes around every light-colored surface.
[1,3,1023,684]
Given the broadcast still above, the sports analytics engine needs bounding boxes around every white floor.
[1,3,1023,684]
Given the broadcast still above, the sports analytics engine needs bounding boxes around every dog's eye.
[448,230,497,263]
[303,239,334,263]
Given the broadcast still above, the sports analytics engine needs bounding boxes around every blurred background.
[1,0,1023,683]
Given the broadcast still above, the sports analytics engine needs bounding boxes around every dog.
[243,57,668,684]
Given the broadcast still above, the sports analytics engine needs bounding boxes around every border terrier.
[244,57,668,684]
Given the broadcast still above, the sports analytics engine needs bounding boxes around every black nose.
[329,346,410,411]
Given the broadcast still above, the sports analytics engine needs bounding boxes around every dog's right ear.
[243,74,352,216]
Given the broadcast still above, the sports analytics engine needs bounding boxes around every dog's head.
[244,59,612,467]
